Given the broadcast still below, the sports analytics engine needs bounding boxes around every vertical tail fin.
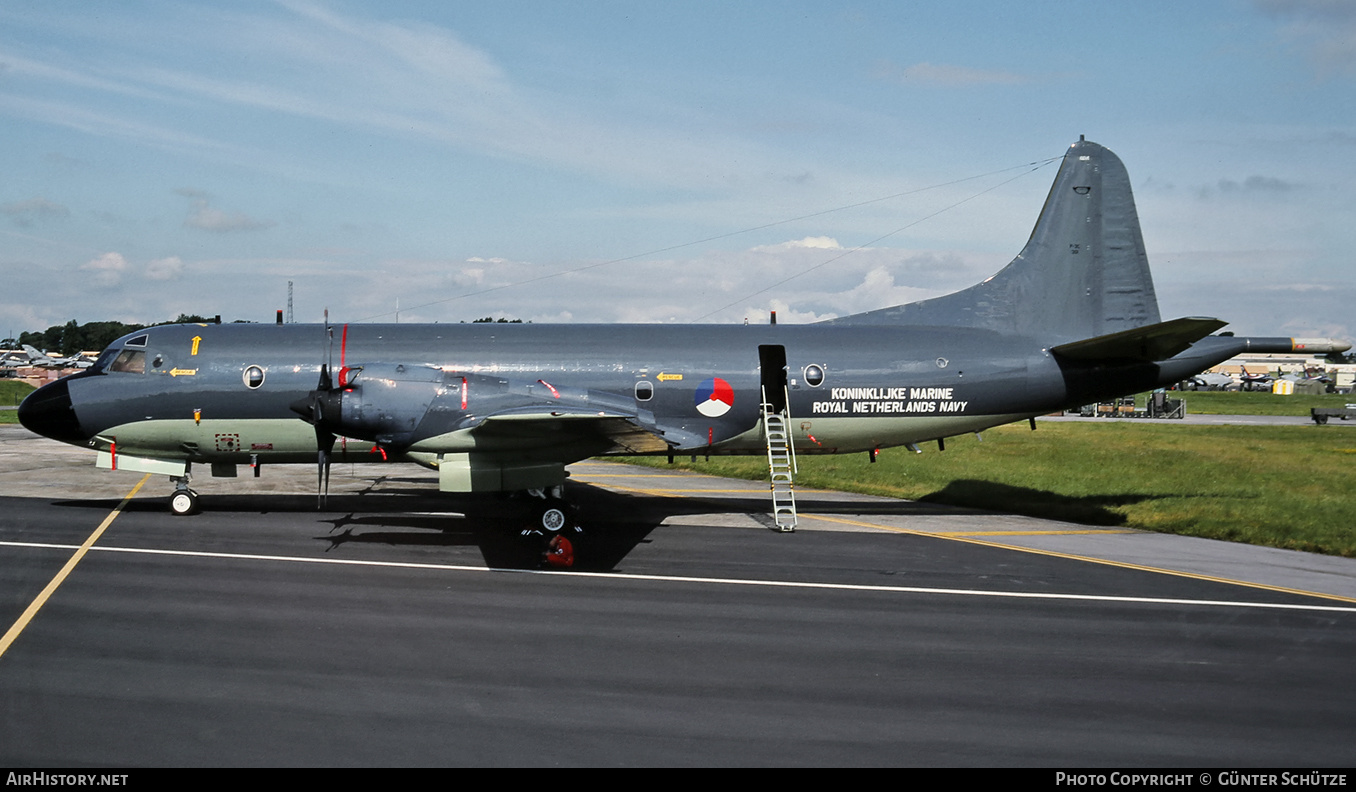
[830,138,1161,340]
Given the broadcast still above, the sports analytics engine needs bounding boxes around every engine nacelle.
[324,363,454,448]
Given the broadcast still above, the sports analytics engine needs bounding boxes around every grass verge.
[0,380,35,423]
[621,421,1356,557]
[1176,390,1352,417]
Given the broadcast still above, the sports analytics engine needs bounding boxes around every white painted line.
[4,540,1354,614]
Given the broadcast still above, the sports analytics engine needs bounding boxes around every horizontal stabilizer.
[1051,317,1226,363]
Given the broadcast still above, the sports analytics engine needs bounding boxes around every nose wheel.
[169,477,200,516]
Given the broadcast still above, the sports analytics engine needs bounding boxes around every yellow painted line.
[0,474,151,659]
[573,472,744,480]
[580,482,686,499]
[574,473,714,478]
[579,482,834,500]
[599,487,766,493]
[937,529,1139,537]
[577,474,1350,602]
[576,478,829,494]
[805,514,1356,605]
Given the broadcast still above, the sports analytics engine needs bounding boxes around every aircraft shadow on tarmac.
[915,480,1206,526]
[45,477,1193,571]
[47,483,668,572]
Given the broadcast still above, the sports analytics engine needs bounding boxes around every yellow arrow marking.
[657,372,683,382]
[190,336,201,355]
[170,368,197,377]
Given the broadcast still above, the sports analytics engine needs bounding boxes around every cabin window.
[109,350,146,374]
[243,365,265,389]
[803,364,825,387]
[634,380,653,401]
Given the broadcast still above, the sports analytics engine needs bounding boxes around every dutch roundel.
[694,377,734,418]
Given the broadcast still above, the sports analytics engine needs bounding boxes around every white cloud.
[179,192,274,233]
[452,266,485,287]
[80,252,127,285]
[1157,279,1355,340]
[753,236,843,252]
[145,256,184,280]
[330,239,989,326]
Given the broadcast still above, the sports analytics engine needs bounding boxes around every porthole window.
[803,364,825,387]
[634,380,654,401]
[243,365,265,389]
[152,355,164,369]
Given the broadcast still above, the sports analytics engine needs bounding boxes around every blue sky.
[2,0,1354,340]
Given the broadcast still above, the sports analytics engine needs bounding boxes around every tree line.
[3,315,242,356]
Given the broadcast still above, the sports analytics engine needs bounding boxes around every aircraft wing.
[468,408,694,455]
[1051,317,1227,362]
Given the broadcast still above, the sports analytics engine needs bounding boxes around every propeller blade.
[298,318,350,510]
[316,428,336,510]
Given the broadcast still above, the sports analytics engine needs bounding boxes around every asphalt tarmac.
[2,425,1354,767]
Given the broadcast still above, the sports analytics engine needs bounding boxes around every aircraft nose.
[18,378,88,444]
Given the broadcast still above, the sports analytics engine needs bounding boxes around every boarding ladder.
[762,387,798,531]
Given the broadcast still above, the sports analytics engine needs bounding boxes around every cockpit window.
[93,348,120,371]
[109,349,146,374]
[125,335,149,348]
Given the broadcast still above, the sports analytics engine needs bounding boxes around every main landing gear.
[514,487,581,569]
[522,486,581,537]
[536,498,571,533]
[169,476,200,516]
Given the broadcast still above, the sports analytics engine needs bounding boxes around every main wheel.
[169,489,199,516]
[536,499,571,533]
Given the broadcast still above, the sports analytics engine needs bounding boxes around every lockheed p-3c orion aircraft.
[19,138,1340,532]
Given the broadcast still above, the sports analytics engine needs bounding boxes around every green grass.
[623,421,1356,557]
[1175,390,1352,417]
[0,380,35,423]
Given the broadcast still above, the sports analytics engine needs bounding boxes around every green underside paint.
[92,412,1037,484]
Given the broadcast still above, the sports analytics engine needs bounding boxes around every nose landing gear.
[168,476,199,516]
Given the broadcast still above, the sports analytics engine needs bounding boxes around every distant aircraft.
[1238,366,1273,392]
[17,138,1352,532]
[0,351,30,369]
[21,345,93,370]
[1186,371,1236,391]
